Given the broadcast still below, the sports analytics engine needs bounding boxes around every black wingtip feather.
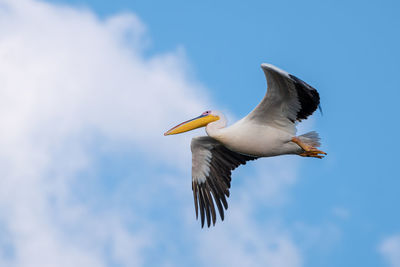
[198,189,205,228]
[192,140,258,228]
[192,181,199,219]
[204,183,216,226]
[318,104,323,115]
[207,176,225,221]
[289,74,320,121]
[203,189,211,227]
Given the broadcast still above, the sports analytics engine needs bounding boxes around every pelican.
[164,63,326,228]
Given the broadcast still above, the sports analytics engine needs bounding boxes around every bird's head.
[164,110,220,136]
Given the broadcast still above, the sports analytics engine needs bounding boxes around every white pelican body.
[208,117,300,157]
[165,63,326,228]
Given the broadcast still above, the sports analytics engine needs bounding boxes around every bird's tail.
[298,131,321,147]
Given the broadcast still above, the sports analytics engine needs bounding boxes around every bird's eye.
[202,110,211,115]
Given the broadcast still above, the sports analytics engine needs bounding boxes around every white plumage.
[165,63,326,227]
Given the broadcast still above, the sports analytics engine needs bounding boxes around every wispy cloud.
[379,234,400,267]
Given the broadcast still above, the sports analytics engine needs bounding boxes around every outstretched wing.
[191,136,258,228]
[245,63,320,132]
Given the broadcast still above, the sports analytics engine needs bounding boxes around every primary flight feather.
[164,63,326,228]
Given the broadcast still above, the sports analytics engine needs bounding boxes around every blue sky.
[0,0,399,266]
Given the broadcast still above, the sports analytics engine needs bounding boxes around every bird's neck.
[206,114,227,138]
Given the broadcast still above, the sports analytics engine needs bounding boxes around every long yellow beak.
[164,114,219,136]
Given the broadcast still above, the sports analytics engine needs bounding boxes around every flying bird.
[164,63,326,228]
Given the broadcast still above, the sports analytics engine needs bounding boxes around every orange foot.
[291,137,327,159]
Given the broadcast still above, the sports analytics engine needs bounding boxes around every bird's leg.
[291,137,327,159]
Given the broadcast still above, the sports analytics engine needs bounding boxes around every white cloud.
[0,0,207,266]
[331,207,350,220]
[243,157,299,207]
[0,0,306,266]
[293,221,341,253]
[379,234,400,267]
[196,209,302,267]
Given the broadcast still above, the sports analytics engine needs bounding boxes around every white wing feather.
[245,63,320,134]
